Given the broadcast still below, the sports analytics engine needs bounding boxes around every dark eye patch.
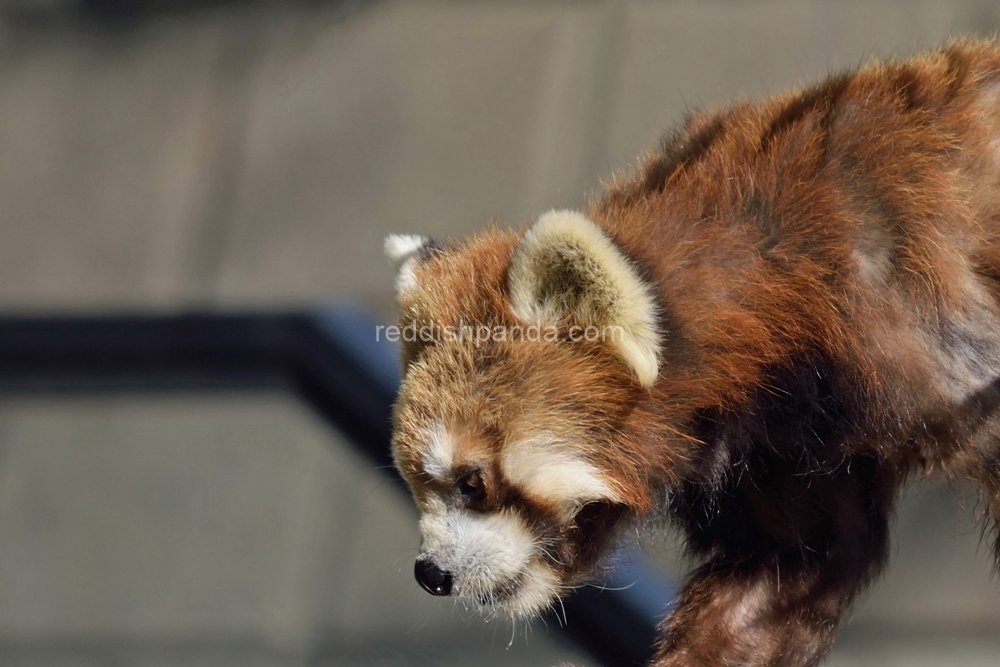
[457,469,487,505]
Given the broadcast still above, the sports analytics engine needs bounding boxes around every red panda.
[385,40,1000,666]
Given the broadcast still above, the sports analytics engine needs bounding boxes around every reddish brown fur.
[392,40,1000,665]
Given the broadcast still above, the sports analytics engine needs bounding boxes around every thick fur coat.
[387,41,1000,666]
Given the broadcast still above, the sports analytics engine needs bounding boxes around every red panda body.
[387,41,1000,666]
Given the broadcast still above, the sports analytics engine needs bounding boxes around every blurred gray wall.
[1,0,998,317]
[2,2,1000,666]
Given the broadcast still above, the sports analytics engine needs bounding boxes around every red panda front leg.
[655,454,897,667]
[654,558,852,666]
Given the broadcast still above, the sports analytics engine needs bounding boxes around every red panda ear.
[384,234,430,297]
[508,210,661,387]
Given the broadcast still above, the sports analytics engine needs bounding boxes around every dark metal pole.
[0,308,672,667]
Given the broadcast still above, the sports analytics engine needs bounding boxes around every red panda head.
[386,210,662,618]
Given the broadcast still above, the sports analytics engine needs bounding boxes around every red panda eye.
[457,470,486,503]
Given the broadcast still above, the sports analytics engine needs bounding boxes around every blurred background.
[1,1,1000,665]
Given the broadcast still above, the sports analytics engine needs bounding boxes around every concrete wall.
[1,0,998,315]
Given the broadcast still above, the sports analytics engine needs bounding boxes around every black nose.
[414,559,453,596]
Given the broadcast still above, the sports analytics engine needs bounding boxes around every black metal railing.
[0,307,674,666]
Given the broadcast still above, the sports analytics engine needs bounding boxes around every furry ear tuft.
[385,234,429,296]
[508,210,661,387]
[384,234,428,265]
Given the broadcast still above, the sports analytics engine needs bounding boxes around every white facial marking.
[502,435,621,513]
[503,558,561,618]
[418,500,557,617]
[420,505,536,588]
[417,495,449,542]
[420,423,454,481]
